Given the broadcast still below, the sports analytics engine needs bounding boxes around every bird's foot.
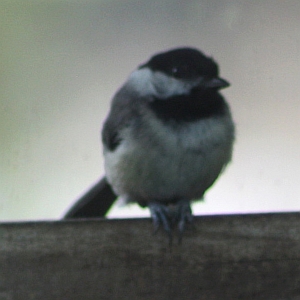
[175,200,194,244]
[148,202,173,244]
[148,200,194,244]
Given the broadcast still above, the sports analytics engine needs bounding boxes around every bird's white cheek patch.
[127,68,201,99]
[127,68,156,97]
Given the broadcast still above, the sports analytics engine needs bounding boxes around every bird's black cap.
[141,47,220,80]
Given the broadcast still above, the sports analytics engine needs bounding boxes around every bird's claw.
[149,202,173,244]
[176,201,194,244]
[148,201,194,244]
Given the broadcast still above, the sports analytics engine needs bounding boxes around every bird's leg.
[148,202,172,243]
[148,200,194,244]
[175,200,194,243]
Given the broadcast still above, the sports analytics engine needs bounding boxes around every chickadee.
[102,47,235,240]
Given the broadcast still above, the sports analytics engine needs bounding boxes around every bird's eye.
[170,65,190,78]
[171,67,179,76]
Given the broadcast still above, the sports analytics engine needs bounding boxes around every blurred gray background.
[1,1,299,221]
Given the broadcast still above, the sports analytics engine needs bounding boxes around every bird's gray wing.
[102,88,143,152]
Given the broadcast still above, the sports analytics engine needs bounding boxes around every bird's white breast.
[104,111,234,204]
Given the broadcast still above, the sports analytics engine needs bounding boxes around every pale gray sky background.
[1,1,299,221]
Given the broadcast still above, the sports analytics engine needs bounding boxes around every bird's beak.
[203,77,230,89]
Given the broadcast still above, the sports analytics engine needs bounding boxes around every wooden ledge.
[1,212,300,299]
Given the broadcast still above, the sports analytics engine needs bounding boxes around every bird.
[100,47,235,242]
[64,47,235,242]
